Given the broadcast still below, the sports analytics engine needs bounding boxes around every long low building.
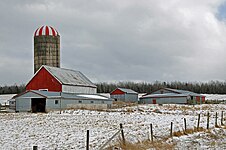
[14,90,113,112]
[140,88,205,104]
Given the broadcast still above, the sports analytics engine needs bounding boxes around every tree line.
[0,84,25,94]
[96,81,226,94]
[1,80,226,94]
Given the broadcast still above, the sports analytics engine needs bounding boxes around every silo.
[34,25,60,73]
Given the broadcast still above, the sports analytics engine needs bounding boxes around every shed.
[110,88,138,103]
[14,90,113,112]
[140,88,205,104]
[26,65,97,94]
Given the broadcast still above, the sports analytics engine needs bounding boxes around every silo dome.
[33,25,60,73]
[34,25,59,37]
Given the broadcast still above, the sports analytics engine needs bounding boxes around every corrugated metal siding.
[140,97,187,104]
[16,98,31,112]
[110,94,125,101]
[46,98,111,111]
[62,85,97,94]
[125,94,138,102]
[110,94,138,102]
[15,91,112,112]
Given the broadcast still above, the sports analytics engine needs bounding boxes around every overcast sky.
[1,0,226,85]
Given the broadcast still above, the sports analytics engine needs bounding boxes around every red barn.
[110,88,138,102]
[26,65,97,94]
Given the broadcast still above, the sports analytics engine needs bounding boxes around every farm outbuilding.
[26,65,97,94]
[140,88,205,105]
[14,90,113,112]
[110,88,138,103]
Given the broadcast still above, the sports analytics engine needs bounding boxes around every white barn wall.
[62,85,97,94]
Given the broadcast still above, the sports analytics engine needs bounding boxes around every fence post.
[150,124,153,142]
[33,146,38,150]
[215,112,218,127]
[197,114,200,131]
[120,123,125,144]
[170,122,173,137]
[184,118,187,133]
[221,111,224,126]
[207,112,209,130]
[86,130,89,150]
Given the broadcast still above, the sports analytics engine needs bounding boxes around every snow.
[77,94,108,99]
[203,94,226,101]
[0,94,16,105]
[0,104,226,149]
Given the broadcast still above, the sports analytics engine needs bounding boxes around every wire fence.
[30,111,225,150]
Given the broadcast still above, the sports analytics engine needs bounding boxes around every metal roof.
[142,88,204,99]
[43,65,96,88]
[117,88,138,94]
[15,90,112,101]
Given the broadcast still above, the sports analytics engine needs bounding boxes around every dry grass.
[172,127,206,137]
[107,139,175,150]
[112,101,138,109]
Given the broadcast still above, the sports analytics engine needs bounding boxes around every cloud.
[0,0,226,85]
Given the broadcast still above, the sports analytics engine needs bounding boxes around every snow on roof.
[77,94,108,100]
[142,92,204,99]
[117,88,138,94]
[15,90,112,101]
[43,66,96,88]
[0,94,16,104]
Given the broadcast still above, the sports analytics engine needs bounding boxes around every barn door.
[152,99,156,104]
[31,98,46,113]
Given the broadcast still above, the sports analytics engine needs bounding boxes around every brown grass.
[107,139,175,150]
[112,101,138,109]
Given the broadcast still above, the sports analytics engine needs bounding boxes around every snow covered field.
[0,104,226,150]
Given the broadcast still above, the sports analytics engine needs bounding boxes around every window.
[90,101,94,104]
[79,100,82,103]
[39,89,48,91]
[55,100,59,104]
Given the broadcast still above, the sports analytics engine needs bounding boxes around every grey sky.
[1,0,226,85]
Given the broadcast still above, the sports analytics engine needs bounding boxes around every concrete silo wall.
[34,35,60,73]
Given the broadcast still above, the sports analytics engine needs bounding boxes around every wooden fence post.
[150,124,153,142]
[184,118,187,133]
[221,111,224,126]
[215,112,218,127]
[207,112,209,130]
[33,146,38,150]
[170,122,173,137]
[197,114,200,131]
[120,123,125,144]
[86,130,89,150]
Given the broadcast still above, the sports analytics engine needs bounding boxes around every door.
[152,99,156,104]
[31,98,46,113]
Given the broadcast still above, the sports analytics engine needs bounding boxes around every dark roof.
[42,65,96,88]
[117,88,138,94]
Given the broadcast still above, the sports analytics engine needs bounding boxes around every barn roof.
[142,88,204,99]
[117,88,138,94]
[163,88,198,95]
[141,92,204,99]
[14,90,112,101]
[42,65,97,88]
